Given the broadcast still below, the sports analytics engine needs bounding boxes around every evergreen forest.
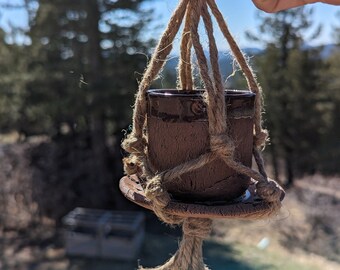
[1,1,340,269]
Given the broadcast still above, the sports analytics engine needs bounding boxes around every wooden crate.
[62,208,145,260]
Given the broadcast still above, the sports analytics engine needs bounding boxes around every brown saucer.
[119,175,282,219]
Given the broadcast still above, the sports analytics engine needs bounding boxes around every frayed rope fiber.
[121,0,285,269]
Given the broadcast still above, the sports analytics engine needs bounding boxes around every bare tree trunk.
[86,2,110,206]
[86,1,123,208]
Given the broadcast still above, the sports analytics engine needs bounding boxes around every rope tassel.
[140,219,213,270]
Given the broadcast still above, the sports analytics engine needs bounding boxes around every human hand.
[252,0,340,13]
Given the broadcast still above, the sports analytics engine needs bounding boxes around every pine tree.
[0,24,28,135]
[247,8,329,185]
[25,0,153,137]
[22,0,155,208]
[320,11,340,173]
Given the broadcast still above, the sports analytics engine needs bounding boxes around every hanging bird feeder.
[119,0,285,269]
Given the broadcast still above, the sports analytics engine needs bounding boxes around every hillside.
[0,140,339,269]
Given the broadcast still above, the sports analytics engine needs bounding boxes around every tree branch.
[0,4,25,9]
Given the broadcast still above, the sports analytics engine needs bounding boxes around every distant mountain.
[162,44,338,85]
[300,43,339,58]
[319,44,338,59]
[163,47,263,80]
[242,47,264,55]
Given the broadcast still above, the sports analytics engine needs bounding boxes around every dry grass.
[213,174,340,268]
[0,140,339,269]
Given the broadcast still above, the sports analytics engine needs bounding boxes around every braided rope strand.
[121,1,285,269]
[179,4,194,90]
[139,218,212,270]
[123,0,190,158]
[207,0,268,148]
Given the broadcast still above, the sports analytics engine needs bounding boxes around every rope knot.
[256,178,285,203]
[122,133,147,155]
[254,129,268,148]
[183,218,213,239]
[123,155,141,175]
[211,134,235,160]
[145,174,185,225]
[145,175,171,208]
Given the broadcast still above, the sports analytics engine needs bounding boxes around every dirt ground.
[0,140,339,269]
[1,175,339,270]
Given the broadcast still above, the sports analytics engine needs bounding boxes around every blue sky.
[0,0,339,48]
[144,0,340,50]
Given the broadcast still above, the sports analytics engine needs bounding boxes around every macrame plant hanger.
[120,0,285,269]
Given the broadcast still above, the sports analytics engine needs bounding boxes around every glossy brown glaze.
[146,89,255,202]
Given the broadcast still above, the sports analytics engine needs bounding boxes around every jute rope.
[140,218,213,270]
[122,0,190,160]
[179,3,194,90]
[122,0,284,269]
